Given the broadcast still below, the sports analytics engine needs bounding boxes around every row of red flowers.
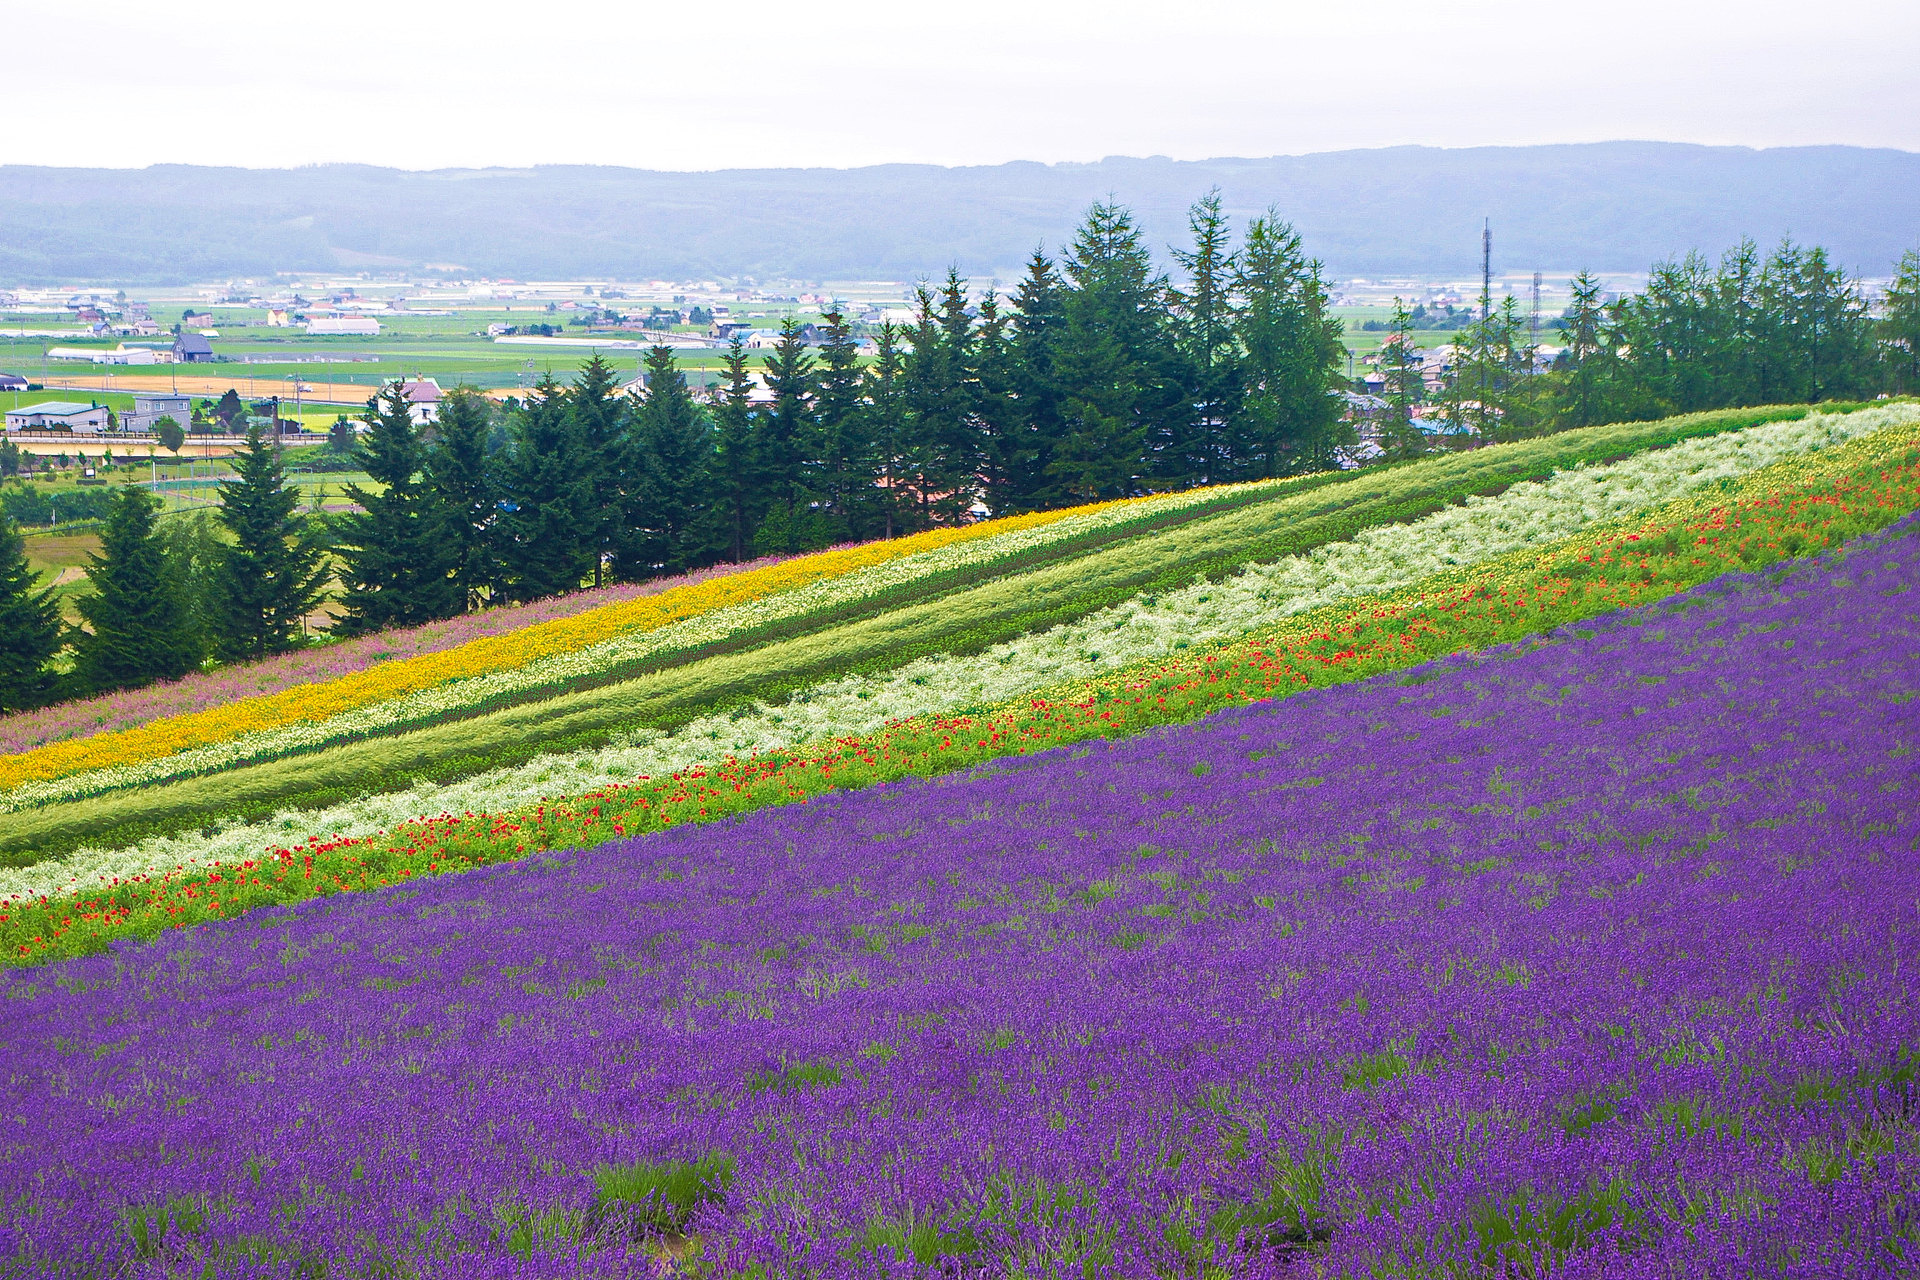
[5,458,1917,966]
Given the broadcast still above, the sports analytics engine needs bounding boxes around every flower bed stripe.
[0,482,1290,799]
[2,405,1908,898]
[6,414,1916,964]
[0,405,1875,830]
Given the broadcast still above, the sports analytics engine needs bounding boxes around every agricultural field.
[3,294,1469,411]
[2,400,1918,1276]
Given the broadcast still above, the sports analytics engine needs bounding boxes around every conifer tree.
[863,323,914,538]
[569,354,630,587]
[1007,250,1069,507]
[712,337,762,562]
[72,488,201,694]
[213,388,246,430]
[1051,200,1181,498]
[1377,298,1428,459]
[0,515,62,711]
[755,320,817,552]
[335,383,461,632]
[623,345,716,576]
[1757,240,1877,404]
[925,271,983,522]
[810,312,877,538]
[902,285,954,525]
[1233,211,1349,474]
[1169,189,1241,485]
[1547,272,1619,428]
[422,389,498,611]
[491,375,597,601]
[971,292,1022,514]
[210,422,328,661]
[1881,249,1920,395]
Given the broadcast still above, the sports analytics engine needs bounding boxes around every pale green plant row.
[0,476,1294,813]
[9,403,1905,905]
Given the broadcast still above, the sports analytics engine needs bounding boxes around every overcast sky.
[10,0,1917,171]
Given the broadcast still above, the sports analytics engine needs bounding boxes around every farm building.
[0,373,28,392]
[307,317,382,336]
[45,344,164,365]
[173,332,215,363]
[5,401,110,433]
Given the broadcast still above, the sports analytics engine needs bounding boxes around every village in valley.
[0,260,1634,468]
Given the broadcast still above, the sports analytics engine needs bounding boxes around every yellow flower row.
[0,497,1159,793]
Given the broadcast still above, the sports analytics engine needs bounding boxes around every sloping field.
[4,489,1917,1275]
[2,402,1914,923]
[3,401,1919,1276]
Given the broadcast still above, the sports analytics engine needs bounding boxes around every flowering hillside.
[4,515,1916,1276]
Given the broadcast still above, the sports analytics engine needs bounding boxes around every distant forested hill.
[1,142,1915,285]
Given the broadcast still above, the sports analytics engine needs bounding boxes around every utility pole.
[1480,220,1493,322]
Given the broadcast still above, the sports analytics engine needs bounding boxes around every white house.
[398,378,443,425]
[5,401,111,433]
[121,394,195,434]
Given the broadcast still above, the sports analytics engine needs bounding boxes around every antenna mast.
[1530,271,1543,345]
[1480,220,1492,322]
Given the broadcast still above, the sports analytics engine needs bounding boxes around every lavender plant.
[4,521,1917,1278]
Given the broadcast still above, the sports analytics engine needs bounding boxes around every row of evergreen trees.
[0,422,326,710]
[1375,240,1920,441]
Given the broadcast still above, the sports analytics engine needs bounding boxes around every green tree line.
[1380,239,1920,445]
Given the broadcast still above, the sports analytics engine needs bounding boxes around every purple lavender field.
[6,526,1919,1279]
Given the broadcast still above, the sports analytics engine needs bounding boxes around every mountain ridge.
[3,142,1914,285]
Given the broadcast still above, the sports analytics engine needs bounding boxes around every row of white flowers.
[0,477,1292,812]
[9,404,1908,906]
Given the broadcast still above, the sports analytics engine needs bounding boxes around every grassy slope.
[0,404,1846,865]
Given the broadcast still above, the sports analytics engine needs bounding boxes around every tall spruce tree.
[1232,211,1349,475]
[1051,200,1183,498]
[72,488,201,694]
[755,320,818,552]
[926,271,983,522]
[422,388,498,611]
[971,292,1023,514]
[569,354,630,587]
[335,383,461,632]
[1007,250,1069,507]
[902,285,955,525]
[210,421,328,661]
[810,312,877,538]
[623,345,716,576]
[863,323,915,538]
[491,375,597,601]
[0,515,62,711]
[1169,190,1241,486]
[712,337,763,562]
